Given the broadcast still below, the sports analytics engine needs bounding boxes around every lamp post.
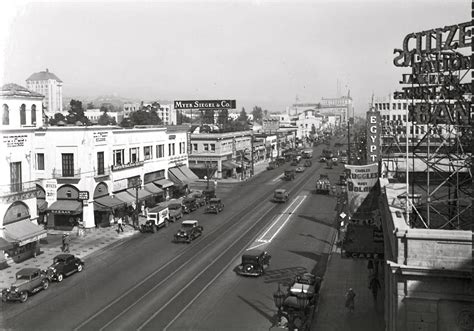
[273,283,287,327]
[132,177,142,229]
[204,175,209,190]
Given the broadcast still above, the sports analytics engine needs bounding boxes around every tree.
[217,109,229,127]
[98,110,117,125]
[202,109,214,124]
[66,99,91,125]
[252,106,263,124]
[238,107,248,122]
[48,112,66,126]
[119,110,162,127]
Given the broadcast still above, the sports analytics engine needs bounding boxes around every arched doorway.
[4,201,30,225]
[47,184,82,230]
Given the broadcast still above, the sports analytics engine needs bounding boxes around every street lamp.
[204,175,209,190]
[273,283,287,326]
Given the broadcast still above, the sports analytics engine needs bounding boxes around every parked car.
[141,205,169,232]
[188,190,206,207]
[173,220,203,243]
[316,174,331,194]
[205,198,224,214]
[267,161,278,170]
[283,169,296,181]
[273,189,289,203]
[236,250,271,277]
[295,166,305,173]
[47,254,84,282]
[288,272,322,300]
[182,197,199,214]
[340,155,348,164]
[202,188,216,203]
[304,159,312,167]
[166,200,183,222]
[2,268,50,303]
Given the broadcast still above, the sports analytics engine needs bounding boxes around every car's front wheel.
[42,280,49,290]
[57,274,64,282]
[20,291,28,303]
[77,264,83,272]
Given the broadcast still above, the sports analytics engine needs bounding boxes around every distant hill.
[63,94,173,111]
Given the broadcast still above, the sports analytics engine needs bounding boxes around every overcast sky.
[0,0,469,114]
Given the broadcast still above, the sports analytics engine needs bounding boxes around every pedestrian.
[62,233,70,253]
[369,277,381,301]
[345,288,356,312]
[117,216,124,233]
[367,259,374,276]
[61,234,67,252]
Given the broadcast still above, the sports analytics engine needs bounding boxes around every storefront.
[168,165,199,196]
[221,160,239,179]
[46,185,83,230]
[93,182,127,227]
[2,201,47,263]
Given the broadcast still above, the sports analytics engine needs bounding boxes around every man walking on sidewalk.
[117,216,124,233]
[369,276,381,301]
[345,288,356,312]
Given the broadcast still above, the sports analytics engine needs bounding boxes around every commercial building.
[0,83,47,263]
[26,69,63,116]
[84,109,123,124]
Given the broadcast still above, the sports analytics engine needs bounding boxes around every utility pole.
[251,134,255,176]
[347,118,351,165]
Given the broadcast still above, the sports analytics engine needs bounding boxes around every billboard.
[174,100,236,110]
[345,163,379,217]
[366,111,381,163]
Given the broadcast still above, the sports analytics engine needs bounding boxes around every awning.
[37,199,48,213]
[178,166,199,181]
[48,200,83,215]
[94,195,127,211]
[113,191,136,206]
[169,167,191,185]
[4,220,47,246]
[144,183,164,195]
[155,178,174,189]
[0,237,12,250]
[222,160,240,169]
[126,188,152,200]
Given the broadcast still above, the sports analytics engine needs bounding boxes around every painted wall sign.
[113,178,128,192]
[3,134,28,148]
[93,131,109,143]
[366,111,381,163]
[45,179,58,204]
[111,160,144,171]
[78,191,89,201]
[174,100,236,110]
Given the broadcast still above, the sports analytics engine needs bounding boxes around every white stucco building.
[26,69,63,116]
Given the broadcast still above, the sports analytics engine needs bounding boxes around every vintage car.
[283,169,296,181]
[236,250,271,277]
[166,200,183,222]
[173,220,203,243]
[267,161,278,170]
[303,159,312,167]
[141,205,169,232]
[188,190,206,207]
[273,189,289,203]
[47,254,84,282]
[288,272,322,301]
[295,166,305,173]
[316,174,331,194]
[205,198,224,214]
[182,197,199,214]
[340,155,348,164]
[202,188,216,203]
[2,268,50,303]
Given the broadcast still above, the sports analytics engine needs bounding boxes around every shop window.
[97,151,104,175]
[20,104,26,125]
[114,149,124,166]
[129,147,139,163]
[156,144,164,158]
[144,146,152,160]
[2,104,9,125]
[31,104,37,124]
[62,153,74,177]
[36,153,45,170]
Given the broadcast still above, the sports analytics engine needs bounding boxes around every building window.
[210,144,216,152]
[36,153,45,170]
[392,115,396,121]
[20,104,26,125]
[10,162,22,192]
[397,115,402,121]
[403,115,407,122]
[2,104,9,125]
[193,144,198,152]
[156,144,165,158]
[397,103,401,110]
[130,147,139,163]
[403,103,407,110]
[204,144,209,151]
[31,104,37,124]
[97,152,104,175]
[179,142,186,154]
[168,143,175,156]
[62,153,74,177]
[144,146,152,160]
[113,149,124,166]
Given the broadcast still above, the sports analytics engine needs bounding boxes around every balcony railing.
[0,180,38,197]
[94,166,111,178]
[52,168,82,179]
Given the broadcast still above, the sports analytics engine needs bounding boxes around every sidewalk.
[311,235,385,331]
[0,225,137,288]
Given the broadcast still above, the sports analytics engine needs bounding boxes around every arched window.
[31,104,37,124]
[2,104,9,125]
[20,104,26,125]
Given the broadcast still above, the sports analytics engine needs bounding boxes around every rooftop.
[26,69,63,83]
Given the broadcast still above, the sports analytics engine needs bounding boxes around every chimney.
[46,68,49,73]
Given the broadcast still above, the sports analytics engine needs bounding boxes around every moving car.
[174,220,203,243]
[273,189,289,203]
[2,268,50,303]
[315,174,331,194]
[295,166,305,173]
[236,250,271,277]
[47,254,84,282]
[205,198,224,214]
[283,169,296,181]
